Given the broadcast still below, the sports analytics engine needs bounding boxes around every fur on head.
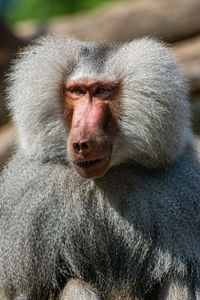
[7,36,191,170]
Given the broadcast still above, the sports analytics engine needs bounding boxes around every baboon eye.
[96,87,108,93]
[70,87,86,95]
[95,86,111,97]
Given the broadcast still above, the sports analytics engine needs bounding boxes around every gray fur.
[0,36,200,300]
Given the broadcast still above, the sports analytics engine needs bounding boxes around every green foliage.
[5,0,119,24]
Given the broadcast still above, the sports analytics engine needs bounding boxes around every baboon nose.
[73,141,91,154]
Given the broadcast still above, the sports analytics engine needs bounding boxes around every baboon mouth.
[73,157,105,168]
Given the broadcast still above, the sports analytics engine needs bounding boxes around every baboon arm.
[60,279,102,300]
[157,280,194,300]
[15,295,30,300]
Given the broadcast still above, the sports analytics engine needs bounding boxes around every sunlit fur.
[1,36,200,300]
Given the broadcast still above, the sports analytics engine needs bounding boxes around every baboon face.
[61,78,120,178]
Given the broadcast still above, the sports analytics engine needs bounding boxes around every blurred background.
[0,0,200,167]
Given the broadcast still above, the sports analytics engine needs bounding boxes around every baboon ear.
[60,279,102,300]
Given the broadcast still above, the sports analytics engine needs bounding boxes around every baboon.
[0,36,200,300]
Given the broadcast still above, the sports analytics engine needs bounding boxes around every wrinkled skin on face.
[61,78,120,178]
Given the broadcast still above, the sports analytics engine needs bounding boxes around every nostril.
[73,141,90,153]
[81,142,89,150]
[73,143,81,152]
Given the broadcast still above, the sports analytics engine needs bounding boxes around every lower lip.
[73,157,107,168]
